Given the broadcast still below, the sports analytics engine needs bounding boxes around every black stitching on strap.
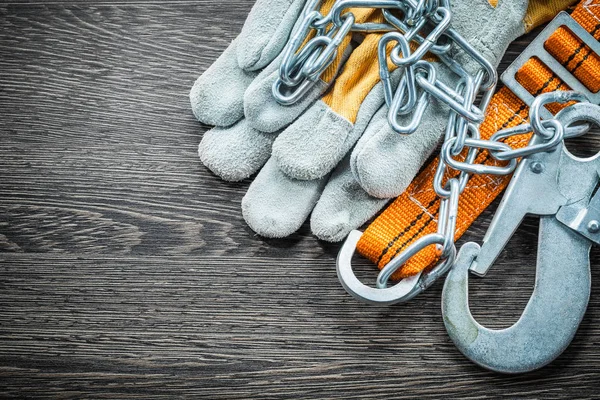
[376,197,438,265]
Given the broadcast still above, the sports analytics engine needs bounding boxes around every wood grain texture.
[0,1,599,398]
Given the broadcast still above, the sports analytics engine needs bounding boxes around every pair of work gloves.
[190,0,572,242]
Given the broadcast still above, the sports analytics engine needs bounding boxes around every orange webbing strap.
[357,0,600,280]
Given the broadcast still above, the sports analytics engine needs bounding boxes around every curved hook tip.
[442,218,591,374]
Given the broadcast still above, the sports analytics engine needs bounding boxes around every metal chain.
[378,0,496,135]
[273,0,442,105]
[376,90,591,294]
[273,1,594,300]
[331,1,589,298]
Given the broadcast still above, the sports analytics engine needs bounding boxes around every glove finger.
[272,99,353,180]
[199,119,275,182]
[272,79,390,180]
[238,0,307,71]
[191,38,258,127]
[243,57,330,133]
[351,102,448,199]
[311,156,389,242]
[242,158,327,238]
[271,34,396,180]
[452,0,529,69]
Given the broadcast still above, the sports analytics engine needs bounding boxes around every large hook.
[442,218,592,374]
[441,101,600,373]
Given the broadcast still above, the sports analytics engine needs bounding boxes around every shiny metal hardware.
[557,182,600,244]
[389,6,452,66]
[382,8,453,55]
[337,3,599,307]
[433,116,479,197]
[387,61,437,134]
[415,73,485,123]
[275,0,496,136]
[442,238,591,374]
[338,91,592,307]
[337,230,456,305]
[379,0,496,135]
[315,0,403,31]
[274,8,356,105]
[490,119,589,161]
[501,11,600,118]
[441,101,600,374]
[274,0,442,105]
[379,32,418,114]
[471,100,598,277]
[440,91,589,179]
[337,230,423,306]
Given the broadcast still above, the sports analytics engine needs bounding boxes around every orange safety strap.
[357,0,600,280]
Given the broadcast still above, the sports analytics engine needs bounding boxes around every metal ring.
[555,101,600,136]
[491,120,565,161]
[442,137,518,175]
[336,231,424,305]
[375,233,446,289]
[530,91,590,139]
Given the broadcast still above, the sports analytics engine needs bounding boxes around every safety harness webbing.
[357,0,600,279]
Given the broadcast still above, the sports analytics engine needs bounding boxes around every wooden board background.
[1,1,599,398]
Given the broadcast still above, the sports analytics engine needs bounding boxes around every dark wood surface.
[1,1,599,398]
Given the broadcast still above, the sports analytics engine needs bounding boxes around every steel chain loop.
[273,0,443,104]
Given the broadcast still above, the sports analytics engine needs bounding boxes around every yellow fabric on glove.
[524,0,580,32]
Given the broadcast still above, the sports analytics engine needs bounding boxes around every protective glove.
[245,0,577,242]
[242,32,398,240]
[242,0,531,241]
[192,0,575,242]
[191,0,376,181]
[191,1,399,238]
[348,0,577,199]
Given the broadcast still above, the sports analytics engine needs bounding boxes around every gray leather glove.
[191,0,532,241]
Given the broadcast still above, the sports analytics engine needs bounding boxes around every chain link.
[273,0,405,105]
[378,4,496,133]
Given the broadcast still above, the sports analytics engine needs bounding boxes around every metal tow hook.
[441,103,600,373]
